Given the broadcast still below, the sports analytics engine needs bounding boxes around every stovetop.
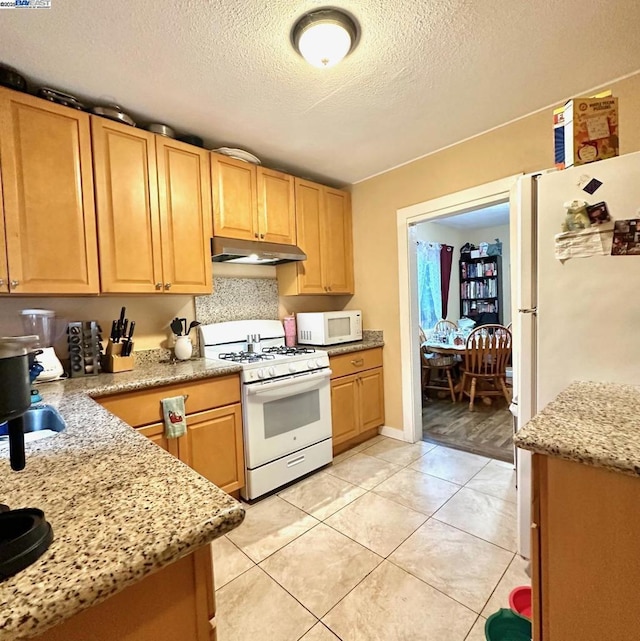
[199,319,330,382]
[217,346,318,364]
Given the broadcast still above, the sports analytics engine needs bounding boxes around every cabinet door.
[156,138,213,294]
[359,367,385,431]
[0,89,99,294]
[294,178,325,294]
[211,153,257,241]
[0,166,8,293]
[138,422,180,458]
[181,404,244,494]
[257,167,296,244]
[322,187,354,294]
[92,117,163,293]
[330,374,360,446]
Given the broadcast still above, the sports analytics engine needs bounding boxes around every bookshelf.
[459,255,503,324]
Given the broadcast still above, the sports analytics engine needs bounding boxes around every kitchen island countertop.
[0,361,245,641]
[514,381,640,477]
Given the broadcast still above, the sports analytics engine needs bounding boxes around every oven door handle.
[246,369,331,396]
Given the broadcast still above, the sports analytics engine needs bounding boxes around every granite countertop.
[0,361,245,641]
[61,357,243,397]
[323,332,384,356]
[514,381,640,477]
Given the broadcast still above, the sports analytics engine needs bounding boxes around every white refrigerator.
[513,151,640,559]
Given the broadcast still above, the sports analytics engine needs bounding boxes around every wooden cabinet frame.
[330,349,385,451]
[0,88,99,294]
[278,178,354,296]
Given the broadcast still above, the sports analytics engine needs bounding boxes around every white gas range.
[200,320,332,500]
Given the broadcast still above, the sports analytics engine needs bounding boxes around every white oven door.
[243,369,332,469]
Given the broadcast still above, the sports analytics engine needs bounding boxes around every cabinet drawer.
[330,348,382,379]
[97,375,241,428]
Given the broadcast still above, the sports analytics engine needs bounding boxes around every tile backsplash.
[195,277,279,325]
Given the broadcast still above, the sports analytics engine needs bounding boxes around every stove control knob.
[257,369,265,379]
[268,366,276,377]
[289,363,298,372]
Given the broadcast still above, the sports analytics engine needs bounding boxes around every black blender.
[0,336,54,581]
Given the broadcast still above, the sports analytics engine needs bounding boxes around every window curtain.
[416,241,442,329]
[440,244,454,318]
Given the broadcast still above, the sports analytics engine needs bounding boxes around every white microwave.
[297,311,362,346]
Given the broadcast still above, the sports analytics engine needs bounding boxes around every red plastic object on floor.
[509,585,532,619]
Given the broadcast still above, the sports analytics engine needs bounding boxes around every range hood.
[211,237,307,265]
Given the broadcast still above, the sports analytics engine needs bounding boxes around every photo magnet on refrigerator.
[582,178,603,195]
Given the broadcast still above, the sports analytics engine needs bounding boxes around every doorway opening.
[415,203,514,462]
[395,175,520,457]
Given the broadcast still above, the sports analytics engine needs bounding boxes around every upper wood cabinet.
[278,178,354,296]
[256,167,296,244]
[0,88,99,294]
[0,167,8,294]
[211,153,296,244]
[211,153,257,240]
[92,118,212,295]
[92,118,162,293]
[156,138,212,294]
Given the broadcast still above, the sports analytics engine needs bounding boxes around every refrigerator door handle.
[518,307,537,315]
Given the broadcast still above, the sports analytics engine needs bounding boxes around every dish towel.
[161,396,187,439]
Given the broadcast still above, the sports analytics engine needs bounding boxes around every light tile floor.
[213,436,529,641]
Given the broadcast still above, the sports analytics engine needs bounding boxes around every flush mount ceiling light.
[292,8,359,68]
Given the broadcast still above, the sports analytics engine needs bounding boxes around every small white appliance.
[200,319,333,500]
[296,310,362,346]
[20,309,64,382]
[514,151,640,559]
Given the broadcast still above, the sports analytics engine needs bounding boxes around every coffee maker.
[0,335,54,579]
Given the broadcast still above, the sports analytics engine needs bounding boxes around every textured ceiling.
[1,1,640,185]
[433,203,510,229]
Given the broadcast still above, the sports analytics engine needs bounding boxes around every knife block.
[102,340,135,373]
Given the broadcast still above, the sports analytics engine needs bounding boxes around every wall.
[463,224,511,326]
[0,260,351,356]
[348,71,640,433]
[413,222,464,322]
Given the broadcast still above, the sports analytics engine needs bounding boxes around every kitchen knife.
[122,321,135,357]
[180,318,187,336]
[110,320,118,343]
[122,319,129,341]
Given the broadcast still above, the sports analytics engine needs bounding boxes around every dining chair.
[419,326,457,403]
[459,324,512,410]
[433,319,457,333]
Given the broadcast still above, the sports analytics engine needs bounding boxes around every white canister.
[174,336,193,361]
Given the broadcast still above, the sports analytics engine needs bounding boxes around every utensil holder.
[174,336,193,361]
[102,340,134,373]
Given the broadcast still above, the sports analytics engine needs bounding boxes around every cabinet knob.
[254,232,259,238]
[351,358,364,366]
[164,283,172,290]
[10,280,19,288]
[155,282,163,290]
[260,233,265,239]
[0,278,5,287]
[327,286,332,292]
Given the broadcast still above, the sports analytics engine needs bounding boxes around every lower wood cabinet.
[531,454,640,641]
[97,375,244,494]
[34,546,215,641]
[330,348,384,451]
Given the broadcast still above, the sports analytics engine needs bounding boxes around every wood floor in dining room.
[422,396,514,463]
